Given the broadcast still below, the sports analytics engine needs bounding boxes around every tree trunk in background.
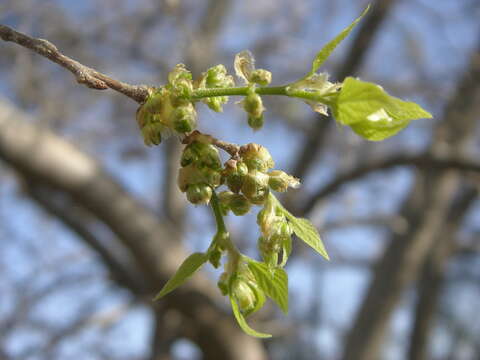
[0,99,267,360]
[342,44,480,360]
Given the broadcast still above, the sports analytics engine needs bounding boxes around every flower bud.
[218,190,234,215]
[229,194,251,216]
[247,114,264,131]
[137,106,164,146]
[241,170,270,205]
[142,90,166,114]
[204,97,225,113]
[232,280,257,314]
[168,64,192,85]
[171,104,197,133]
[186,183,212,205]
[205,64,234,88]
[198,167,222,187]
[243,91,264,119]
[223,160,249,193]
[239,143,274,172]
[250,69,272,86]
[258,235,281,268]
[181,142,221,169]
[268,170,300,192]
[177,165,198,192]
[257,198,277,236]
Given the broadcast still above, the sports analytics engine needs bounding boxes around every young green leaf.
[307,5,370,77]
[153,252,208,300]
[247,259,289,314]
[288,216,329,260]
[332,77,432,141]
[272,195,329,260]
[230,296,272,338]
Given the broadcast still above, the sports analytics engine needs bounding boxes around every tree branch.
[0,24,151,103]
[301,154,480,215]
[0,98,267,360]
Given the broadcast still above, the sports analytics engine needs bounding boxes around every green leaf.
[332,77,432,141]
[230,296,272,338]
[289,216,329,260]
[307,5,370,77]
[247,260,289,314]
[273,195,329,260]
[153,252,208,300]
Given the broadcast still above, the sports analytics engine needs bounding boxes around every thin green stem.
[210,191,228,234]
[191,85,332,105]
[209,191,241,264]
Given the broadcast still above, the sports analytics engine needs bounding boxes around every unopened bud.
[247,114,264,130]
[204,97,225,112]
[224,160,249,193]
[218,190,235,215]
[172,104,197,133]
[168,64,192,85]
[142,89,166,114]
[177,165,198,192]
[181,142,221,169]
[268,170,300,192]
[241,170,270,205]
[250,69,272,86]
[205,64,234,88]
[258,236,281,267]
[186,183,212,205]
[198,167,222,187]
[229,194,251,216]
[239,143,274,172]
[243,91,264,119]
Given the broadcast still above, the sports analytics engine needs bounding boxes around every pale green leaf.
[273,196,329,260]
[332,77,432,141]
[230,296,272,338]
[153,252,208,300]
[288,216,329,260]
[247,260,289,314]
[307,5,370,76]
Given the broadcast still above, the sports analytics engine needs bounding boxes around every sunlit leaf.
[307,5,370,76]
[153,252,208,300]
[332,77,432,141]
[247,259,289,314]
[273,196,329,260]
[230,296,272,338]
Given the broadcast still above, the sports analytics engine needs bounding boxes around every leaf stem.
[209,191,241,265]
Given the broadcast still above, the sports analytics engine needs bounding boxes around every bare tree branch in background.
[342,40,480,360]
[0,99,267,360]
[408,185,478,360]
[301,154,480,215]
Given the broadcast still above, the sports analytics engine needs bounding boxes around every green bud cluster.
[197,64,235,112]
[221,144,299,208]
[152,5,432,337]
[257,195,293,268]
[243,89,265,130]
[220,264,266,316]
[136,65,197,146]
[178,141,222,205]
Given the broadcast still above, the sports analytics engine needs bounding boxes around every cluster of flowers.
[136,51,274,147]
